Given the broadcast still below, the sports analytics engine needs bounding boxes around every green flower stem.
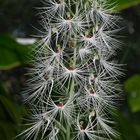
[66,45,77,140]
[66,125,71,140]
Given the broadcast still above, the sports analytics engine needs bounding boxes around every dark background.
[0,0,140,139]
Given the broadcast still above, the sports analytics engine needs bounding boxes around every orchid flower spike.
[19,0,124,140]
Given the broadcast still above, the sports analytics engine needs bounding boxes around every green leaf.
[133,124,140,138]
[115,112,140,140]
[0,82,7,95]
[0,35,32,70]
[0,121,16,140]
[0,82,27,139]
[109,0,140,11]
[125,75,140,112]
[0,95,26,124]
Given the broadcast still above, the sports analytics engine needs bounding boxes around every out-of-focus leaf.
[0,82,7,95]
[0,95,25,124]
[133,124,140,137]
[125,75,140,112]
[0,82,27,139]
[109,0,140,11]
[0,82,9,120]
[0,121,16,140]
[115,112,140,140]
[0,84,26,124]
[0,35,32,70]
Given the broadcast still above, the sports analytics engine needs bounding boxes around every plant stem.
[66,45,77,140]
[66,125,71,140]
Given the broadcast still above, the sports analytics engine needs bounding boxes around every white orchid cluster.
[20,0,123,139]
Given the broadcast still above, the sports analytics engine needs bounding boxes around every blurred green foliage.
[125,75,140,113]
[0,82,26,140]
[111,0,140,10]
[0,0,140,140]
[115,74,140,140]
[115,111,140,140]
[0,35,32,70]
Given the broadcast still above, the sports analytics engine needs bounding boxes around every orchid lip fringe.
[18,0,124,140]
